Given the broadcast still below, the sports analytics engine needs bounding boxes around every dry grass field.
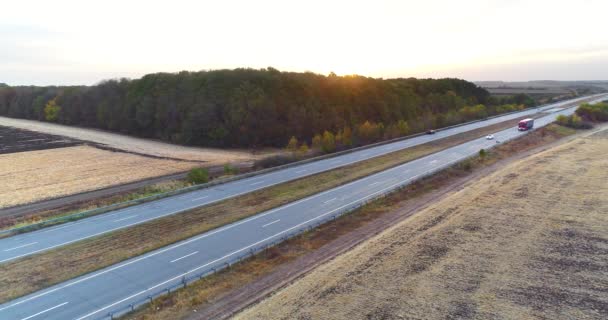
[0,117,529,304]
[236,128,608,320]
[0,145,200,208]
[0,116,264,162]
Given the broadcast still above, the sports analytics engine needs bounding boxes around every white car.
[486,134,494,140]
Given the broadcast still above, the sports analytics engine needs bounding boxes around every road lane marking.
[20,302,68,320]
[1,100,586,267]
[262,219,280,228]
[4,242,37,252]
[295,169,308,173]
[112,215,138,222]
[191,196,209,202]
[429,160,439,164]
[75,161,476,320]
[369,181,381,186]
[3,101,590,317]
[170,251,198,263]
[250,181,265,186]
[323,198,337,204]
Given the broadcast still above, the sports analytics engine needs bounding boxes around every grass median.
[124,123,581,320]
[0,117,531,303]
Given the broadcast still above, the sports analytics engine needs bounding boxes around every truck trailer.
[518,118,534,131]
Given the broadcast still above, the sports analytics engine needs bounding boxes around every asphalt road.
[0,95,603,265]
[0,95,606,320]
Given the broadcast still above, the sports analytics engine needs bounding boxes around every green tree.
[44,98,61,122]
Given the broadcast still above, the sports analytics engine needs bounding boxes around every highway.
[0,94,603,265]
[0,95,606,320]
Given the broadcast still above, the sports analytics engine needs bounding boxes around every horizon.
[3,0,608,86]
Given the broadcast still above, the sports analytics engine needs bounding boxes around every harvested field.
[0,146,200,208]
[0,116,531,303]
[0,116,265,162]
[0,125,81,154]
[236,127,608,320]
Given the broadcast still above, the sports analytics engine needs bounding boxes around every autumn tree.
[312,134,322,150]
[286,136,298,153]
[321,130,336,153]
[44,98,61,122]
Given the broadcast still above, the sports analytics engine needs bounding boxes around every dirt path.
[0,116,264,162]
[233,126,608,320]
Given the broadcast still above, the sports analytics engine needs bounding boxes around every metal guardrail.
[0,99,567,237]
[96,148,488,320]
[92,99,599,319]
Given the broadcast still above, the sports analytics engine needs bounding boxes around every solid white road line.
[20,302,68,320]
[76,160,464,320]
[170,251,198,263]
[262,219,281,228]
[191,196,209,202]
[10,110,582,318]
[3,242,37,252]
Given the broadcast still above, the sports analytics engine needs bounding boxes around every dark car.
[426,129,436,134]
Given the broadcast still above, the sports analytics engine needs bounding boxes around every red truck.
[518,118,534,131]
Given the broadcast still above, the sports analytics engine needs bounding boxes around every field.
[236,127,608,320]
[0,145,200,208]
[0,125,81,154]
[0,116,264,162]
[0,117,530,304]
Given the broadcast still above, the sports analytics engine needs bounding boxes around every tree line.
[0,68,536,149]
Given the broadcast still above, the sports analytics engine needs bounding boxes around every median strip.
[0,116,533,304]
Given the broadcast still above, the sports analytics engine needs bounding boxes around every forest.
[0,68,536,150]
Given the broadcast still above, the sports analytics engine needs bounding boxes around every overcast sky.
[2,0,608,85]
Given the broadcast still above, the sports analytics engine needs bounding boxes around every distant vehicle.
[426,129,436,134]
[486,134,494,140]
[518,118,534,131]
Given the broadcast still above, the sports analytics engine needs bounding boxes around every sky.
[2,0,608,85]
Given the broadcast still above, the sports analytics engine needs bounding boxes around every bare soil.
[0,116,267,162]
[0,125,81,154]
[0,116,529,304]
[235,126,608,320]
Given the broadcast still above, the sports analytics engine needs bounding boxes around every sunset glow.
[2,0,608,85]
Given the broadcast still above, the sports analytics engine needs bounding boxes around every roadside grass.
[123,123,580,320]
[0,180,193,232]
[0,117,532,303]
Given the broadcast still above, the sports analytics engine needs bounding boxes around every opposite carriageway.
[0,95,600,264]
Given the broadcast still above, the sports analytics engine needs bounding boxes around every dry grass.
[0,116,266,162]
[0,180,193,230]
[0,118,522,303]
[122,125,580,320]
[0,146,200,208]
[236,127,608,320]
